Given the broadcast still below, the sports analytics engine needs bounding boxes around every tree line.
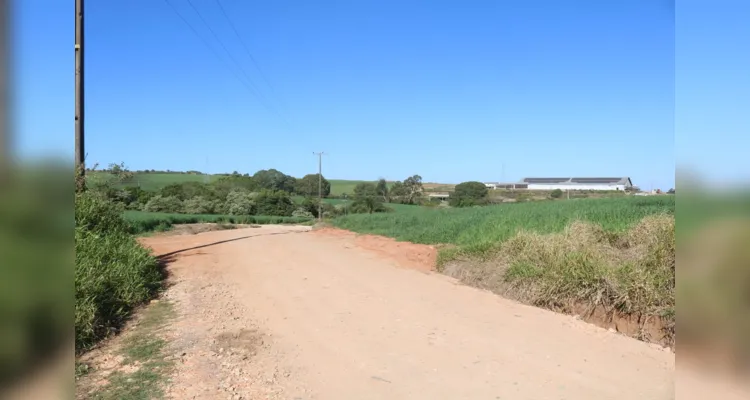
[92,165,439,217]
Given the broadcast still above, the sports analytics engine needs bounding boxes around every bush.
[75,192,162,352]
[292,208,315,218]
[224,189,256,215]
[143,195,183,213]
[255,190,295,217]
[182,196,215,214]
[351,182,386,213]
[449,181,488,207]
[550,189,563,199]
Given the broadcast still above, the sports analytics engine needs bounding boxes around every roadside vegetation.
[84,301,177,400]
[333,196,676,344]
[75,191,163,352]
[333,196,674,256]
[124,210,314,234]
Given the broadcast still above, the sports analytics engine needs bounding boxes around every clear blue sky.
[15,0,745,191]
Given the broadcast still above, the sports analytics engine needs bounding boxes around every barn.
[520,177,634,191]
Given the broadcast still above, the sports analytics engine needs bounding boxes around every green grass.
[333,196,675,258]
[76,193,164,352]
[88,171,221,191]
[123,210,314,234]
[290,195,425,213]
[333,195,677,345]
[90,300,176,400]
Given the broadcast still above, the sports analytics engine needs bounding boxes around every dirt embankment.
[313,227,438,273]
[316,222,674,349]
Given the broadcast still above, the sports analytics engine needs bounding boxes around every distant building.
[519,177,634,191]
[484,182,529,190]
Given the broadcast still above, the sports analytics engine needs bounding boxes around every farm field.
[88,171,222,191]
[332,196,675,255]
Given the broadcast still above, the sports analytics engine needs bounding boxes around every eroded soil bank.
[317,226,674,349]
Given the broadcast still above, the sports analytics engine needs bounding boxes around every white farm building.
[520,177,634,191]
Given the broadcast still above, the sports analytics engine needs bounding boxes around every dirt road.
[142,225,674,400]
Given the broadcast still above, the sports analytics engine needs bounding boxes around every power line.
[163,0,259,97]
[183,0,269,105]
[213,0,276,94]
[163,0,291,128]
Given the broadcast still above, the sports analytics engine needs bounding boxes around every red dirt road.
[142,225,675,400]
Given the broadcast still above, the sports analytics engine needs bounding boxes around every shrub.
[449,181,488,207]
[351,182,386,213]
[183,196,215,214]
[255,190,295,217]
[550,189,563,199]
[75,192,162,352]
[292,208,315,218]
[224,189,256,215]
[143,195,183,213]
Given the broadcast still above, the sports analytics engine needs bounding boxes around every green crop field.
[88,171,221,191]
[332,196,675,251]
[123,210,313,233]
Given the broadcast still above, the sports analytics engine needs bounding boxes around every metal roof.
[521,177,632,186]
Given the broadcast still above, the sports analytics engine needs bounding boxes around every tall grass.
[76,193,163,352]
[333,197,675,255]
[123,210,313,234]
[334,196,676,344]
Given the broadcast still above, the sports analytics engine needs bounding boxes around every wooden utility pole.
[75,0,85,192]
[313,152,325,220]
[0,0,8,181]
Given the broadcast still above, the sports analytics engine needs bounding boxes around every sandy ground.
[126,225,677,400]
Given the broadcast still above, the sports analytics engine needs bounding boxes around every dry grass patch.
[442,214,675,345]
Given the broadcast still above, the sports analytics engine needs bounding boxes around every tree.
[550,189,563,199]
[255,190,295,216]
[389,181,405,198]
[253,169,296,193]
[213,175,258,201]
[388,175,423,204]
[449,181,488,207]
[108,162,134,183]
[183,196,216,214]
[351,182,385,214]
[224,189,256,215]
[143,195,183,213]
[402,175,424,204]
[296,174,331,197]
[376,178,389,202]
[160,181,213,201]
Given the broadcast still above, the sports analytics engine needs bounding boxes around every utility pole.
[313,152,325,220]
[75,0,85,192]
[0,0,8,182]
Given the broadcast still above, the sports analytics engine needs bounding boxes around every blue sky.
[17,0,741,190]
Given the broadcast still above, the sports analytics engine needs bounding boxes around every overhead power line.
[183,0,267,100]
[163,0,289,126]
[213,0,277,94]
[163,0,258,96]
